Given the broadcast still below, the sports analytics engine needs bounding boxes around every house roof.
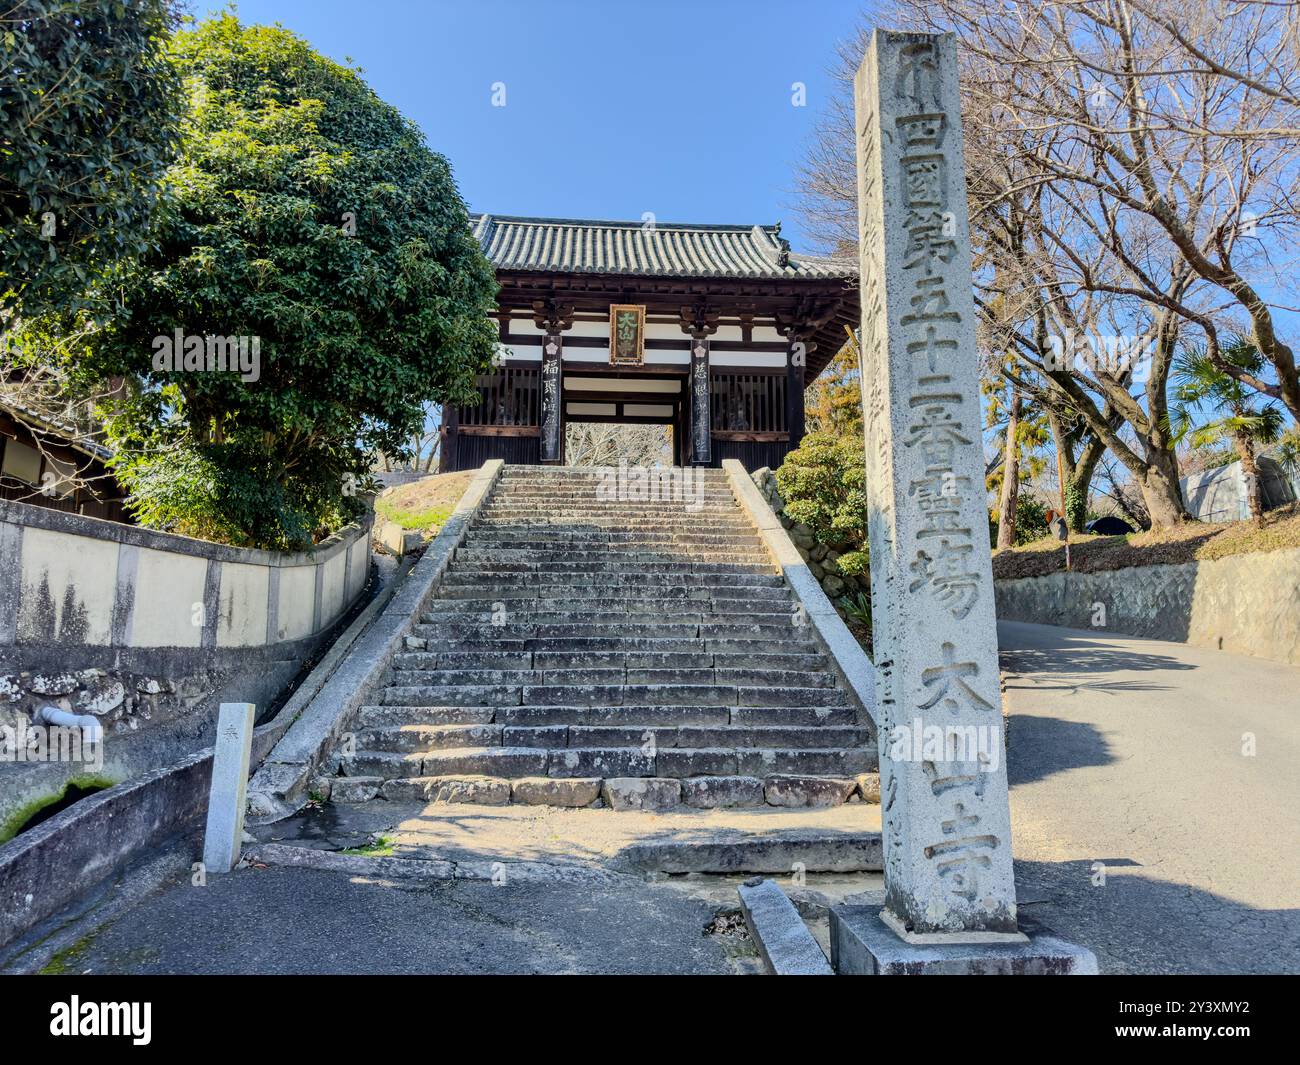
[470,214,855,281]
[0,400,113,461]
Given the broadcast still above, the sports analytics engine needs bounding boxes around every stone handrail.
[722,458,878,733]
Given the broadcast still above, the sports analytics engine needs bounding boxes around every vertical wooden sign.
[540,333,562,463]
[689,336,711,465]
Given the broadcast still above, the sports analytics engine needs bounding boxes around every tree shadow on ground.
[1006,714,1114,786]
[1000,638,1197,682]
[1015,857,1300,975]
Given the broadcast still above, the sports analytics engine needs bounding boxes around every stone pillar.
[202,702,255,874]
[688,335,711,466]
[855,30,1018,939]
[540,333,563,464]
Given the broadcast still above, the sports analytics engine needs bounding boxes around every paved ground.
[1000,620,1300,974]
[27,859,750,975]
[248,798,880,865]
[11,620,1296,975]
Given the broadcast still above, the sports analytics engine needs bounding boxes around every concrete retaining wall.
[246,459,506,819]
[994,547,1300,665]
[0,500,375,838]
[0,538,405,953]
[0,499,371,653]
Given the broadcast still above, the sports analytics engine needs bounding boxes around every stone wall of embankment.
[994,547,1300,666]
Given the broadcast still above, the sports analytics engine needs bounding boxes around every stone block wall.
[749,467,871,605]
[994,547,1300,666]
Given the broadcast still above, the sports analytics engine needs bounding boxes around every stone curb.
[613,830,883,874]
[246,460,506,820]
[721,459,878,732]
[738,878,834,975]
[244,841,629,887]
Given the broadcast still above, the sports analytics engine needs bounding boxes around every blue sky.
[209,0,870,253]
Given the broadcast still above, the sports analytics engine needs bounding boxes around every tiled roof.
[0,400,112,460]
[470,214,854,280]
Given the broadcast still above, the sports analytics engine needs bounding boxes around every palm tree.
[1171,338,1286,523]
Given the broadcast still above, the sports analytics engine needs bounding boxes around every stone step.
[417,612,798,631]
[411,635,817,655]
[389,666,837,689]
[416,612,801,632]
[413,620,817,641]
[446,560,773,575]
[354,702,860,729]
[379,680,845,710]
[356,723,869,754]
[428,584,794,602]
[418,599,788,618]
[357,704,500,727]
[441,571,784,588]
[392,650,829,672]
[453,548,773,566]
[342,745,875,781]
[358,773,873,809]
[448,702,860,728]
[473,516,754,529]
[486,483,734,493]
[466,531,762,546]
[477,502,744,515]
[456,551,771,567]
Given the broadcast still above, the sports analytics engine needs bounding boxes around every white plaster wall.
[319,549,347,628]
[216,561,270,648]
[17,527,118,643]
[346,539,368,601]
[710,352,786,368]
[276,565,317,642]
[4,510,370,651]
[132,548,207,647]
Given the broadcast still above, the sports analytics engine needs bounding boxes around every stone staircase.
[338,465,878,811]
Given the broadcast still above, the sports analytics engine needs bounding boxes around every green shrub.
[990,494,1049,548]
[775,433,867,553]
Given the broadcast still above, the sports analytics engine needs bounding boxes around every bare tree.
[893,0,1300,415]
[564,423,672,467]
[793,1,1300,525]
[0,330,123,500]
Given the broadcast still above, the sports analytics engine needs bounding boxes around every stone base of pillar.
[830,905,1098,975]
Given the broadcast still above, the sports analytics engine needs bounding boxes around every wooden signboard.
[540,334,563,463]
[689,336,711,465]
[609,304,646,365]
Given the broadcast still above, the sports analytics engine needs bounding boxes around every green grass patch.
[340,835,394,857]
[374,497,454,532]
[992,501,1300,580]
[0,775,119,845]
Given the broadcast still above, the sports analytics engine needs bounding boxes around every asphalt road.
[999,620,1300,975]
[49,864,740,975]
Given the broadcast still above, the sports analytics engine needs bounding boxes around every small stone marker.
[203,702,256,873]
[845,29,1096,972]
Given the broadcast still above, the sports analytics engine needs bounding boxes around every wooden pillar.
[680,305,719,467]
[786,336,810,450]
[540,333,563,464]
